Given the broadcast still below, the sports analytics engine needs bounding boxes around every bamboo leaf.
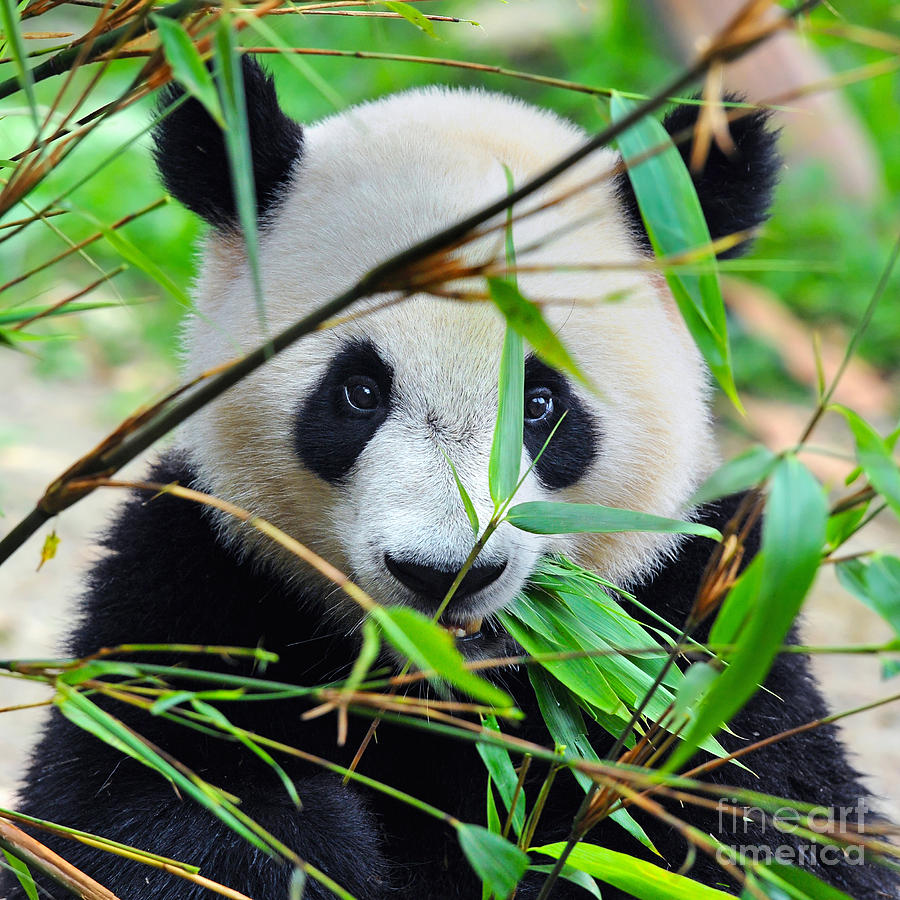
[833,405,900,521]
[383,1,438,38]
[668,456,826,770]
[754,861,855,899]
[1,850,38,900]
[152,16,224,128]
[836,555,900,640]
[489,320,524,505]
[506,501,722,540]
[487,277,591,388]
[504,615,624,715]
[0,0,38,128]
[532,842,733,898]
[528,864,601,899]
[690,446,777,506]
[0,300,120,326]
[671,661,718,723]
[477,714,525,838]
[371,606,513,709]
[457,824,528,900]
[190,699,301,808]
[215,19,265,327]
[610,92,740,410]
[54,684,276,856]
[442,450,479,536]
[97,222,191,307]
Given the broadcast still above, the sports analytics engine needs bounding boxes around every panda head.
[154,59,778,644]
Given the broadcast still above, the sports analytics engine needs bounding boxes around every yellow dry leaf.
[37,529,60,571]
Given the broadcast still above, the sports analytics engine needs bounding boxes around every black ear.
[618,97,780,259]
[152,56,304,228]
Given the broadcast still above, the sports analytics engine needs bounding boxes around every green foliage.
[488,321,525,505]
[743,861,856,900]
[2,3,900,899]
[611,91,739,408]
[477,714,526,839]
[532,842,734,898]
[837,554,900,641]
[1,851,38,900]
[371,604,514,709]
[507,501,723,539]
[668,456,828,771]
[457,824,529,900]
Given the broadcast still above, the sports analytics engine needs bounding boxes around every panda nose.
[385,555,507,600]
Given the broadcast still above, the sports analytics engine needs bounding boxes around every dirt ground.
[1,340,899,844]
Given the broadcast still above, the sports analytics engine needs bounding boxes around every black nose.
[385,555,506,600]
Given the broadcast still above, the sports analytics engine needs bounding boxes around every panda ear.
[152,56,304,228]
[619,97,780,259]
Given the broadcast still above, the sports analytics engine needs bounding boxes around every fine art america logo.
[716,799,870,866]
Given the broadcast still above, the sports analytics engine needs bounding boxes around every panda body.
[4,61,897,900]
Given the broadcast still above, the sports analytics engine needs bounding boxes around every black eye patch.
[293,340,393,483]
[523,355,599,490]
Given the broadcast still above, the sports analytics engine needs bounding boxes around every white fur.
[177,86,716,624]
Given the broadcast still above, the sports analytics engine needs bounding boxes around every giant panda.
[3,58,897,900]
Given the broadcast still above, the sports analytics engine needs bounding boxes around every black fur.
[293,340,395,483]
[152,56,303,227]
[3,454,895,899]
[617,97,780,258]
[524,355,599,490]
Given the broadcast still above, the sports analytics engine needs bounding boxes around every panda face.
[171,81,719,640]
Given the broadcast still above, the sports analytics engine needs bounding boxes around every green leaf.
[54,684,275,857]
[0,0,38,129]
[708,555,763,646]
[504,615,623,715]
[442,450,479,536]
[826,505,868,551]
[458,824,529,900]
[152,16,224,128]
[531,842,734,898]
[668,456,826,770]
[506,501,722,540]
[836,555,900,639]
[0,300,120,326]
[383,1,438,38]
[489,321,524,505]
[610,92,740,410]
[57,660,144,685]
[215,17,266,328]
[834,406,900,521]
[191,699,301,808]
[342,617,381,695]
[883,659,900,680]
[487,277,591,388]
[483,781,502,898]
[478,715,525,838]
[528,864,602,898]
[755,861,855,899]
[1,850,38,900]
[690,446,777,506]
[486,774,501,833]
[671,661,719,724]
[98,223,191,307]
[371,606,513,709]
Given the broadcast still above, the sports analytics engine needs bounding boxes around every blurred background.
[1,0,899,824]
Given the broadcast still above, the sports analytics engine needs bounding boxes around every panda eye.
[524,387,554,423]
[343,376,382,412]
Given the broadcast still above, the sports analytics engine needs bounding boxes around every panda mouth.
[440,617,484,641]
